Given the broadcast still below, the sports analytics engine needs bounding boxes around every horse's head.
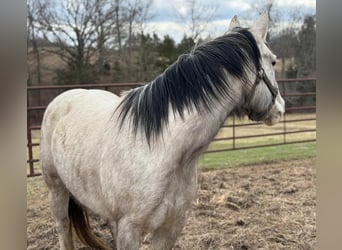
[229,12,285,126]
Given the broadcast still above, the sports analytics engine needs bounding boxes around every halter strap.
[245,68,279,116]
[259,68,279,103]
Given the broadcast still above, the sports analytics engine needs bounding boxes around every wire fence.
[27,78,316,177]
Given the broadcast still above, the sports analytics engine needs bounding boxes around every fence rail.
[27,78,316,177]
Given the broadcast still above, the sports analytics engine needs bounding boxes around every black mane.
[117,28,261,144]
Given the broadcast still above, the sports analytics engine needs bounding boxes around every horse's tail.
[68,197,110,250]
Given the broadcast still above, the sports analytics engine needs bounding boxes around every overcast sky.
[143,0,316,42]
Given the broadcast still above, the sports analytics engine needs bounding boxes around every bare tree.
[135,0,155,81]
[91,0,117,72]
[121,0,154,81]
[242,0,303,78]
[113,0,126,52]
[41,0,98,64]
[27,0,45,84]
[37,0,104,83]
[125,0,141,74]
[134,0,154,34]
[174,0,217,41]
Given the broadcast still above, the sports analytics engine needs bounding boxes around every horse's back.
[42,89,119,138]
[44,89,117,121]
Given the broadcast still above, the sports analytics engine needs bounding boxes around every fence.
[27,78,316,177]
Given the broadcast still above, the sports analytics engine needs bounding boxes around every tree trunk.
[115,0,122,52]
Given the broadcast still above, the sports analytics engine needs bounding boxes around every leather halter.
[245,68,278,116]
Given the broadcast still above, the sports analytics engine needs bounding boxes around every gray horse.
[40,11,285,250]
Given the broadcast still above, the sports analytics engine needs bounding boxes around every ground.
[27,158,316,250]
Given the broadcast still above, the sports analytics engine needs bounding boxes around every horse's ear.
[254,10,269,41]
[228,15,241,31]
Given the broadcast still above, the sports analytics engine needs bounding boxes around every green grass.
[199,142,316,170]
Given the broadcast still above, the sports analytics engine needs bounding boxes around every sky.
[143,0,316,43]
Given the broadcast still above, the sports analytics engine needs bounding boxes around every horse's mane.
[117,28,262,144]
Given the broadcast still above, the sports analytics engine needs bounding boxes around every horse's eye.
[272,61,276,66]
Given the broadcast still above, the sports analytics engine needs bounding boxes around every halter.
[245,67,279,117]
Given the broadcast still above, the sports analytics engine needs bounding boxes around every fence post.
[233,115,236,149]
[282,81,287,144]
[27,90,35,176]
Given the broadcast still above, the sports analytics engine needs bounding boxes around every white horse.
[40,11,285,250]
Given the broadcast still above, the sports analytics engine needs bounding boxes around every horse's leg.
[108,220,118,250]
[151,215,186,250]
[116,218,140,250]
[45,176,73,250]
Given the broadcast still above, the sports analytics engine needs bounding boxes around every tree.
[295,15,316,77]
[38,0,102,84]
[174,0,217,42]
[113,0,126,52]
[269,27,298,78]
[244,1,304,78]
[274,15,316,108]
[137,33,160,81]
[177,35,195,54]
[157,35,177,67]
[105,0,155,81]
[91,0,117,73]
[293,15,316,107]
[27,0,46,85]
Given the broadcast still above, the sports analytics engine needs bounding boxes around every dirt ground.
[27,158,316,250]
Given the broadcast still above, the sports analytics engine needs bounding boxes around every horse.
[40,11,285,250]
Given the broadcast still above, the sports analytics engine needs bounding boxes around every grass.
[199,142,316,170]
[27,176,48,199]
[198,113,316,169]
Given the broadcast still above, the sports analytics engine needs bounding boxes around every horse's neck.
[166,94,237,164]
[181,77,243,146]
[189,100,233,140]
